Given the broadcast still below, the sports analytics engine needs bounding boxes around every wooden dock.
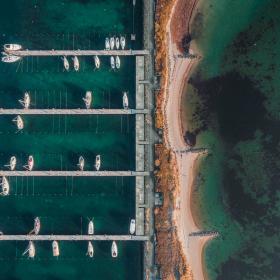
[0,235,149,241]
[0,109,149,115]
[0,171,149,177]
[6,49,149,57]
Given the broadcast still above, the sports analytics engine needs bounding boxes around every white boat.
[52,241,60,257]
[123,92,129,109]
[116,56,120,69]
[72,56,79,71]
[87,241,94,258]
[115,37,120,50]
[22,241,35,258]
[13,115,24,130]
[77,156,85,171]
[83,91,92,109]
[95,155,101,171]
[105,38,110,50]
[110,37,115,50]
[94,55,100,69]
[129,219,136,235]
[24,155,34,171]
[62,56,69,71]
[0,176,9,196]
[34,217,41,235]
[5,156,16,171]
[111,241,118,258]
[88,219,94,235]
[120,36,126,50]
[4,44,22,51]
[110,56,115,69]
[19,92,30,109]
[1,55,21,63]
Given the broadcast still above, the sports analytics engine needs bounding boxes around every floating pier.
[5,49,149,57]
[0,109,149,115]
[0,235,149,241]
[0,171,149,177]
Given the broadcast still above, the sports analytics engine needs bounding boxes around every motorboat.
[110,37,115,50]
[88,219,94,235]
[120,36,125,50]
[94,55,100,69]
[62,56,69,71]
[116,56,120,69]
[13,115,24,130]
[105,38,110,50]
[4,44,22,51]
[1,55,21,63]
[115,37,120,50]
[34,217,41,235]
[95,155,101,171]
[77,156,85,171]
[129,219,136,235]
[111,241,118,258]
[87,241,94,258]
[4,156,16,171]
[22,241,35,258]
[19,92,30,109]
[52,240,60,257]
[123,92,129,109]
[24,155,34,171]
[110,56,115,69]
[83,91,92,109]
[0,176,9,196]
[72,56,79,71]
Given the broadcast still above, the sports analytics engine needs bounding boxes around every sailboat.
[23,155,34,171]
[115,56,120,69]
[105,38,110,50]
[34,217,41,235]
[115,37,120,50]
[86,241,94,258]
[120,36,126,50]
[72,56,80,71]
[94,55,100,69]
[0,176,9,196]
[52,241,60,257]
[4,156,16,170]
[13,115,24,130]
[95,155,101,171]
[110,37,115,50]
[123,92,129,109]
[111,241,118,258]
[1,55,21,63]
[4,44,22,51]
[19,92,30,109]
[88,219,94,235]
[110,56,115,69]
[83,91,92,109]
[22,241,35,258]
[62,56,69,71]
[77,156,85,171]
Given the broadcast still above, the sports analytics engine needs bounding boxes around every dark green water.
[187,1,280,279]
[0,0,143,279]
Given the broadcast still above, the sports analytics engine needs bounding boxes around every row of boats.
[105,36,126,50]
[2,44,22,63]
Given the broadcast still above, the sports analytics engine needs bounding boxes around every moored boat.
[4,44,22,51]
[123,91,129,109]
[94,55,100,69]
[87,241,94,258]
[111,241,118,258]
[115,56,120,69]
[129,219,136,235]
[110,37,115,50]
[72,56,79,71]
[120,36,126,50]
[52,240,60,257]
[13,115,24,130]
[0,176,9,196]
[83,91,92,109]
[22,241,35,258]
[110,56,115,69]
[62,56,69,71]
[88,219,94,235]
[34,217,41,235]
[95,155,101,171]
[5,156,16,171]
[105,38,110,50]
[115,37,120,50]
[78,156,85,171]
[24,155,34,171]
[19,92,30,109]
[1,55,21,63]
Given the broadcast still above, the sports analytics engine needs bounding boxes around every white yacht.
[13,115,24,130]
[110,56,115,69]
[19,92,30,109]
[22,241,35,258]
[34,217,41,235]
[95,155,101,171]
[62,56,69,71]
[1,55,21,63]
[115,37,120,50]
[78,156,85,171]
[24,155,34,171]
[72,56,79,71]
[87,241,94,258]
[94,55,100,69]
[110,37,115,50]
[129,219,136,235]
[105,38,110,50]
[116,56,120,69]
[4,44,22,51]
[111,241,118,258]
[0,176,9,196]
[120,36,126,50]
[123,92,129,109]
[52,241,60,257]
[5,156,16,171]
[88,219,94,235]
[83,91,92,109]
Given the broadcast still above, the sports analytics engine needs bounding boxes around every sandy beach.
[162,0,211,279]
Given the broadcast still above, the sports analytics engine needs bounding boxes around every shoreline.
[163,0,211,279]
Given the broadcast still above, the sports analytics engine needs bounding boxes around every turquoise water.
[0,0,143,279]
[187,1,280,279]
